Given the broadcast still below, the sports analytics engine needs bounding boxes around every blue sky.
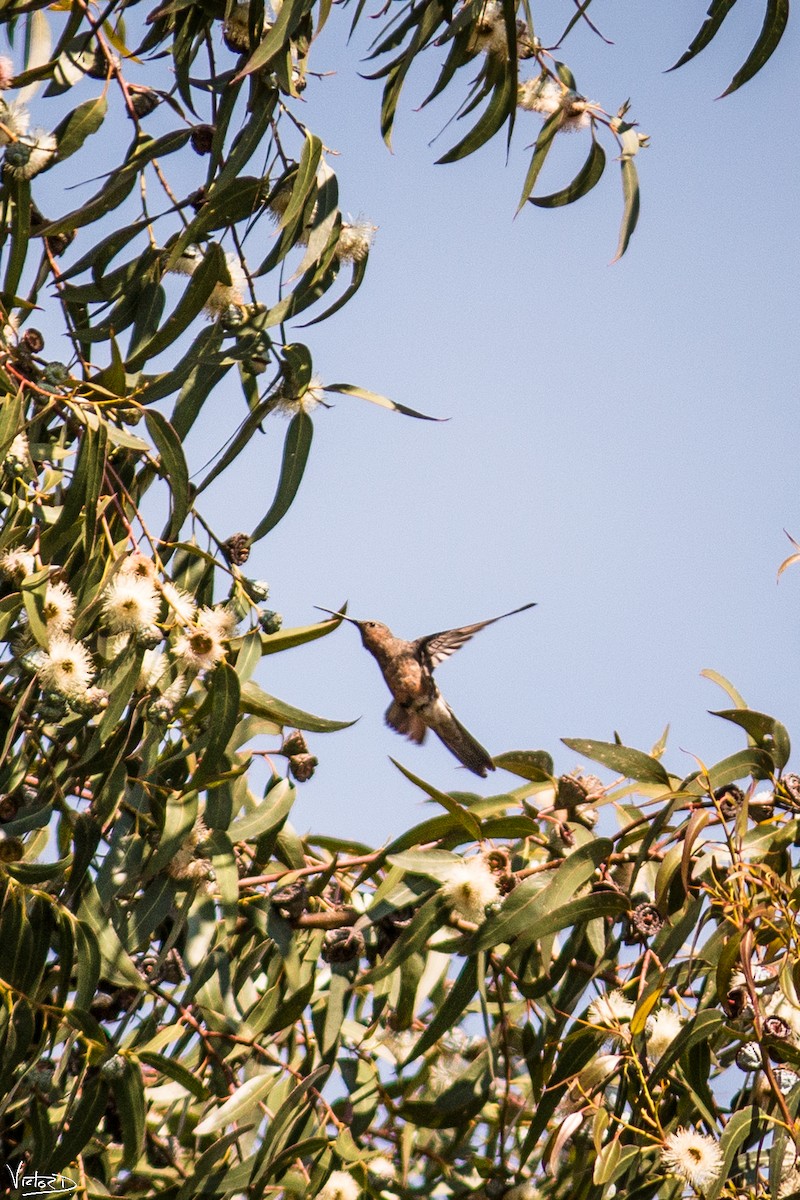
[6,2,800,845]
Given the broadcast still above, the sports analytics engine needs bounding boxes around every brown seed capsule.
[281,729,309,758]
[21,328,45,353]
[0,795,20,823]
[557,771,604,808]
[777,774,800,809]
[715,784,744,820]
[289,753,318,783]
[270,880,307,925]
[630,902,664,940]
[322,927,365,963]
[764,1015,792,1040]
[375,906,415,956]
[484,847,511,875]
[222,532,251,565]
[46,230,76,258]
[190,124,215,155]
[130,87,161,118]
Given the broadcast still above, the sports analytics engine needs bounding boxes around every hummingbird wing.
[416,602,536,669]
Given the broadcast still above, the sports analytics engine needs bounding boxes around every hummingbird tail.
[432,706,495,778]
[385,701,428,745]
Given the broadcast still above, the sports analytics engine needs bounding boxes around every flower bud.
[322,927,365,963]
[289,753,318,782]
[222,532,251,565]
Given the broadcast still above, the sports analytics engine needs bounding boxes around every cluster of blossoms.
[0,58,58,179]
[271,374,326,418]
[0,547,241,724]
[458,3,597,133]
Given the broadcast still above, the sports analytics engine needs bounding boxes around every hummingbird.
[315,603,536,777]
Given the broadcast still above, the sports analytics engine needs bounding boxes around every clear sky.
[7,2,800,845]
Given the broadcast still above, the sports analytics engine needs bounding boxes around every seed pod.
[270,880,307,924]
[630,902,664,941]
[715,784,744,820]
[764,1015,792,1040]
[777,774,800,809]
[190,124,215,155]
[130,88,160,118]
[736,1042,762,1071]
[289,753,318,783]
[260,610,283,635]
[322,927,365,963]
[0,795,20,822]
[282,730,308,758]
[222,532,251,565]
[557,771,604,808]
[21,328,45,353]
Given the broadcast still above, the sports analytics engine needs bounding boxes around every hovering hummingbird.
[315,603,536,777]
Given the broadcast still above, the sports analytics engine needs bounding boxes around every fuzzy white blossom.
[173,626,226,673]
[38,636,94,696]
[0,56,14,90]
[442,855,500,923]
[205,252,246,314]
[467,1,508,57]
[318,1171,360,1200]
[197,605,237,641]
[103,573,160,634]
[43,581,76,633]
[336,220,377,264]
[0,548,35,581]
[0,98,29,145]
[368,1157,395,1180]
[170,245,204,277]
[119,552,157,582]
[7,432,29,463]
[660,1128,723,1192]
[587,990,635,1037]
[4,130,58,178]
[161,582,197,627]
[517,75,593,132]
[271,374,326,418]
[646,1007,683,1062]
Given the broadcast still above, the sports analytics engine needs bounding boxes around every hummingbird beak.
[314,606,360,626]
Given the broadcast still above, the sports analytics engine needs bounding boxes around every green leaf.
[191,664,241,787]
[400,1050,492,1128]
[390,759,482,840]
[239,679,356,732]
[680,748,776,793]
[561,738,671,785]
[668,0,738,71]
[4,178,31,300]
[112,1062,146,1169]
[530,137,606,208]
[325,383,442,421]
[493,750,555,782]
[436,62,516,165]
[387,848,462,880]
[36,130,192,235]
[235,0,312,77]
[195,1073,277,1136]
[228,778,296,842]
[145,410,191,542]
[701,668,747,708]
[403,955,479,1063]
[517,108,566,211]
[611,156,640,262]
[250,412,313,543]
[720,0,789,95]
[54,94,107,160]
[137,1052,208,1100]
[710,708,791,770]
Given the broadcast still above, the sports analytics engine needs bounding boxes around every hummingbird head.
[355,619,392,652]
[315,608,393,653]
